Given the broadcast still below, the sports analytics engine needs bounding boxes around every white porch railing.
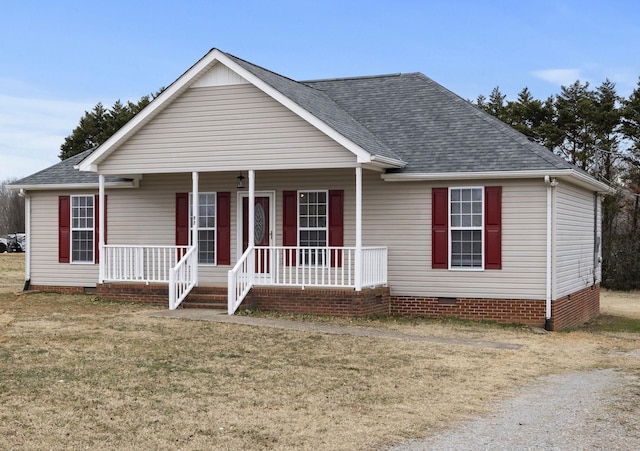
[169,245,198,310]
[103,245,192,283]
[361,246,388,288]
[105,244,387,314]
[227,246,388,314]
[102,244,197,310]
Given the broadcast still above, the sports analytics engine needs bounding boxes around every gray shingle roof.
[304,73,574,174]
[11,148,127,186]
[15,51,579,187]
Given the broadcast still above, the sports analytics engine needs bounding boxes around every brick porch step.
[181,287,227,309]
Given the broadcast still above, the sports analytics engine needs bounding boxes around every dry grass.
[1,254,639,450]
[602,288,640,319]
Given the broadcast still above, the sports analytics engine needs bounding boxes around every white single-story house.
[9,48,611,330]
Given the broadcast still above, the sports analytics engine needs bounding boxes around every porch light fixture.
[237,174,245,189]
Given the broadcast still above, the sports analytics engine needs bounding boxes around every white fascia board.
[382,169,613,193]
[6,180,138,191]
[382,169,573,181]
[77,49,226,172]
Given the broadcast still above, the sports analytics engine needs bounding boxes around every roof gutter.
[382,169,612,194]
[367,154,406,168]
[6,180,139,191]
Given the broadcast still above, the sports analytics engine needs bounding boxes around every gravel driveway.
[389,368,640,450]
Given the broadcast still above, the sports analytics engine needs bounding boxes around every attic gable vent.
[192,63,248,88]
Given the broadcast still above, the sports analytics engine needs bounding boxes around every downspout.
[19,189,31,291]
[593,192,599,286]
[544,176,557,330]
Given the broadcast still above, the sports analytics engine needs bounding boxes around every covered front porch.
[96,168,388,314]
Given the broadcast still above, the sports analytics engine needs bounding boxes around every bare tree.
[0,179,25,235]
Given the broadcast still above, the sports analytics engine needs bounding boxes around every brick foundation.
[96,282,170,305]
[389,284,600,330]
[550,284,600,330]
[242,286,390,317]
[28,282,599,330]
[389,295,547,327]
[28,285,90,295]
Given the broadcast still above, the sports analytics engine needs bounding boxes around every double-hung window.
[71,195,95,263]
[298,191,328,265]
[190,192,216,265]
[449,187,483,269]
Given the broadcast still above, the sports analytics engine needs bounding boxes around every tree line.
[476,79,640,289]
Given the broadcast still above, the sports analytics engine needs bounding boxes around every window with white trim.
[450,187,483,269]
[71,195,94,263]
[298,191,327,264]
[190,192,216,265]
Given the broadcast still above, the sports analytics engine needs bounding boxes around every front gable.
[98,77,359,174]
[78,50,394,175]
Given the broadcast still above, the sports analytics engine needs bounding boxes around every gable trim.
[77,49,404,173]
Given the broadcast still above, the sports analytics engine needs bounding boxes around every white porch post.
[355,166,362,291]
[248,170,255,246]
[98,174,105,283]
[192,172,199,247]
[248,170,255,284]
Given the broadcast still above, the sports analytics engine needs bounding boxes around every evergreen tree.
[477,86,510,123]
[59,90,162,160]
[592,79,621,183]
[507,88,560,150]
[554,80,597,171]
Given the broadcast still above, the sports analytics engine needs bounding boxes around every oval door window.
[254,203,266,244]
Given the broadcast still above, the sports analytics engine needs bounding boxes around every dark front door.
[243,196,270,272]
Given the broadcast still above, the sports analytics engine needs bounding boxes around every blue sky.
[1,0,639,181]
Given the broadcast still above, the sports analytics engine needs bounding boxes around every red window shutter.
[59,196,71,263]
[484,186,502,269]
[175,193,189,246]
[282,191,297,265]
[432,188,448,269]
[216,192,231,265]
[328,190,344,267]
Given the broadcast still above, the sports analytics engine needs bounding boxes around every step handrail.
[227,246,254,315]
[169,245,198,310]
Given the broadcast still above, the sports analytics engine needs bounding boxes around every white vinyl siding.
[28,170,559,302]
[98,84,358,174]
[362,173,548,300]
[554,181,598,297]
[29,191,99,287]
